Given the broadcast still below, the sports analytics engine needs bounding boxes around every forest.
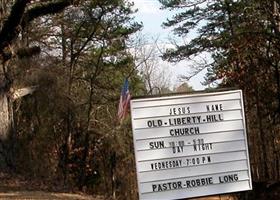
[0,0,279,199]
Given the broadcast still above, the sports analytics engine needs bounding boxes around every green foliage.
[160,0,280,182]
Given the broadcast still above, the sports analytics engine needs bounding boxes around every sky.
[131,0,174,39]
[129,0,208,91]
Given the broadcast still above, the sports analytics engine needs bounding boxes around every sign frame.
[130,89,252,200]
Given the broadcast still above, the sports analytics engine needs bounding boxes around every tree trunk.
[0,93,10,140]
[0,70,36,169]
[78,131,90,190]
[0,90,16,170]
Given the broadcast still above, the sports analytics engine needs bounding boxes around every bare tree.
[129,33,172,95]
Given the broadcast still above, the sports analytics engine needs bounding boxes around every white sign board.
[130,90,252,200]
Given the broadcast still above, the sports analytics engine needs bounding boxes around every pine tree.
[160,0,280,181]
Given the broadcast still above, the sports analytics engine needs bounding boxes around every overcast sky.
[131,0,174,39]
[129,0,207,91]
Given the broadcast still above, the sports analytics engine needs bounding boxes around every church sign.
[130,90,252,200]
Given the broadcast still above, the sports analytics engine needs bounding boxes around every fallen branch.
[11,85,38,100]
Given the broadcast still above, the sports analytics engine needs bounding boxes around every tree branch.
[16,46,41,58]
[0,0,29,54]
[0,0,75,56]
[11,86,38,100]
[22,0,73,28]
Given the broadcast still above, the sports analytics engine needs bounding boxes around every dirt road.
[0,190,100,200]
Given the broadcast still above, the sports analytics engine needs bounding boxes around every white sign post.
[130,90,252,200]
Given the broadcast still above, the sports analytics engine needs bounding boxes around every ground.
[0,172,279,200]
[0,191,100,200]
[0,172,104,200]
